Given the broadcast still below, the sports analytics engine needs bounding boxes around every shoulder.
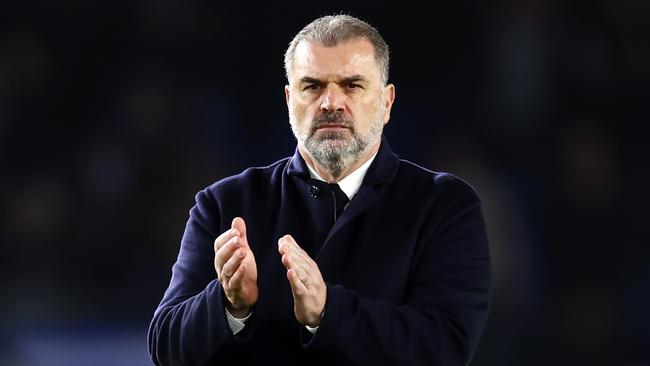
[198,157,291,204]
[394,160,487,250]
[395,159,479,202]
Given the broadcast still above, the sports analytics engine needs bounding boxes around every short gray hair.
[284,15,390,85]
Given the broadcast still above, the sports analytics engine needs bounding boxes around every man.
[148,14,490,365]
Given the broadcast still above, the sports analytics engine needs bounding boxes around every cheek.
[290,99,316,124]
[289,101,304,121]
[355,98,384,127]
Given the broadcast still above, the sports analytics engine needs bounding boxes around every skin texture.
[277,234,327,326]
[215,38,396,326]
[213,217,258,318]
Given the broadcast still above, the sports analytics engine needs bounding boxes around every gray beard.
[304,130,367,180]
[301,111,384,180]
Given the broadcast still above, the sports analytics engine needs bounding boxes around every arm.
[284,187,491,365]
[147,191,257,365]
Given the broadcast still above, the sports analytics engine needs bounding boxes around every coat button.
[309,185,320,198]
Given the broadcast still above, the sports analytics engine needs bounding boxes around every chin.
[319,136,350,149]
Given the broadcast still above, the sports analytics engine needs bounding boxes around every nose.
[320,84,346,113]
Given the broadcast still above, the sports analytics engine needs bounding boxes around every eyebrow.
[299,75,369,85]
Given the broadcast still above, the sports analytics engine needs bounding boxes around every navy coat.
[148,136,491,365]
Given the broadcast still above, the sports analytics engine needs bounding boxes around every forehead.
[292,38,380,81]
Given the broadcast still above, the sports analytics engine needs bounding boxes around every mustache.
[311,111,354,131]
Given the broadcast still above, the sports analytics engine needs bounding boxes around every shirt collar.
[306,153,377,201]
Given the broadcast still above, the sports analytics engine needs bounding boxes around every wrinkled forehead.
[291,39,381,82]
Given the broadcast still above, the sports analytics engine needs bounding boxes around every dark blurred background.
[1,1,649,365]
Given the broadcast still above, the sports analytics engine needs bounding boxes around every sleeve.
[147,189,249,365]
[225,307,252,335]
[301,183,491,366]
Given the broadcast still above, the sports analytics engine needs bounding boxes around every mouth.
[315,123,351,131]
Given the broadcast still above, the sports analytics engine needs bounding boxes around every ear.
[382,84,396,124]
[285,85,291,107]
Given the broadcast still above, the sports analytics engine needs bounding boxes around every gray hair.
[284,15,390,85]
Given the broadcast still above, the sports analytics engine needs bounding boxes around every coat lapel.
[316,135,400,258]
[316,185,378,258]
[284,135,400,260]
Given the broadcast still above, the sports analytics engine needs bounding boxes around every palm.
[227,218,258,307]
[238,243,258,305]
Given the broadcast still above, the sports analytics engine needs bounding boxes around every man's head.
[284,15,395,181]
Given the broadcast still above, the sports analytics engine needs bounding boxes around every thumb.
[231,217,247,240]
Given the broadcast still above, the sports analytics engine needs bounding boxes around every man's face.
[285,38,395,178]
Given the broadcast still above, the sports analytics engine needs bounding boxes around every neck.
[299,139,380,183]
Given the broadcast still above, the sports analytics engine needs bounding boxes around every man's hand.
[214,217,258,318]
[278,235,327,327]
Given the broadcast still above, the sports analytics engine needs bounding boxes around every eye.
[303,84,322,91]
[346,83,363,91]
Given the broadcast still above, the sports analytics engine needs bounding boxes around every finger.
[283,252,317,286]
[278,238,286,255]
[294,265,310,285]
[279,234,299,250]
[279,235,314,266]
[280,251,293,269]
[278,235,304,256]
[214,228,239,252]
[215,236,242,274]
[287,268,308,297]
[279,248,313,285]
[231,217,247,243]
[281,250,307,271]
[228,262,247,289]
[221,247,246,279]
